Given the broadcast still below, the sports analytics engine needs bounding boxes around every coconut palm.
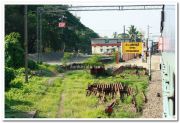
[127,25,139,42]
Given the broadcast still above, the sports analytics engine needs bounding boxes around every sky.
[71,8,161,40]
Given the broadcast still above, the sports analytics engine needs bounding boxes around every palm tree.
[127,25,139,42]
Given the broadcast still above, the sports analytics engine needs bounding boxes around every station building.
[91,38,122,55]
[91,38,141,61]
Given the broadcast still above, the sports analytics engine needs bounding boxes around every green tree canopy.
[5,5,99,54]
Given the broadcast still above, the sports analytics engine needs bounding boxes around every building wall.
[92,45,121,54]
[122,53,137,61]
[91,38,121,54]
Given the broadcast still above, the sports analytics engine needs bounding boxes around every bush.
[15,68,25,76]
[28,60,38,70]
[61,52,72,65]
[84,55,103,66]
[5,67,15,89]
[57,66,64,73]
[10,77,24,88]
[5,32,24,68]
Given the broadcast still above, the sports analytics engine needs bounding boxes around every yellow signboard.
[122,42,143,54]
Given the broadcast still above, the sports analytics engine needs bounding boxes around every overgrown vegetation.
[5,5,148,118]
[84,55,103,66]
[5,66,148,118]
[57,70,148,118]
[5,64,63,118]
[5,67,15,89]
[5,32,24,68]
[61,52,73,65]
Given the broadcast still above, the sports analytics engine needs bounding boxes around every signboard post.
[122,42,143,54]
[116,51,119,64]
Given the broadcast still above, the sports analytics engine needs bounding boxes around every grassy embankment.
[5,64,63,118]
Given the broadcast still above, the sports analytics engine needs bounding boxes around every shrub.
[57,66,64,73]
[15,68,25,76]
[5,32,24,68]
[5,67,15,89]
[28,60,38,70]
[84,55,103,66]
[10,77,24,88]
[61,52,72,65]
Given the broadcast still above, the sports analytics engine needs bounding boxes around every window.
[100,49,103,52]
[105,39,109,43]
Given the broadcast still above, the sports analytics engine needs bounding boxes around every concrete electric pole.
[24,5,28,82]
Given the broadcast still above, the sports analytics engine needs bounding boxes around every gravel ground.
[141,70,163,118]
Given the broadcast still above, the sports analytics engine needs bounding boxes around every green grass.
[5,64,63,118]
[5,76,63,118]
[58,70,148,118]
[5,64,148,118]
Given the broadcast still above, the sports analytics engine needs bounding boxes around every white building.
[91,38,122,55]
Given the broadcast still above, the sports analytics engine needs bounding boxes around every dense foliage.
[5,5,99,54]
[5,67,15,88]
[5,32,24,68]
[5,5,99,89]
[5,69,148,118]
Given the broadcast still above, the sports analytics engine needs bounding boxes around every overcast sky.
[71,9,161,39]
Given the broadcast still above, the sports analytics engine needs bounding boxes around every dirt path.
[56,73,65,118]
[56,93,65,118]
[47,77,56,85]
[46,73,65,118]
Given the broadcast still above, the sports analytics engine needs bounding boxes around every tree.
[127,25,139,42]
[5,32,24,68]
[5,5,99,54]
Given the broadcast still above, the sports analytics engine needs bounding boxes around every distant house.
[91,38,123,55]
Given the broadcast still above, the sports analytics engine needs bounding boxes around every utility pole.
[24,5,28,82]
[39,10,42,63]
[147,25,152,80]
[37,8,39,63]
[120,25,126,61]
[146,25,150,63]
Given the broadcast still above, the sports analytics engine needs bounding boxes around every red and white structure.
[91,38,142,62]
[91,38,121,55]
